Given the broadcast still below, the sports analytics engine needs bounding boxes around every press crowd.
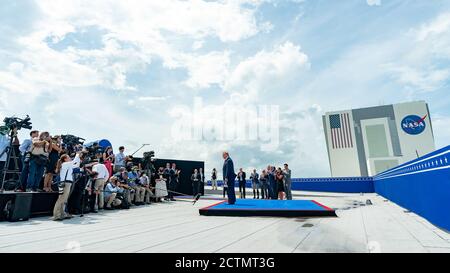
[0,130,182,221]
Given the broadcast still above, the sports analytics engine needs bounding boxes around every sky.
[0,0,450,177]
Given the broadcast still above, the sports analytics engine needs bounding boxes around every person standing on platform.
[43,135,63,192]
[283,163,292,200]
[250,169,260,199]
[114,146,127,173]
[17,130,39,192]
[259,170,268,199]
[276,167,285,200]
[191,169,200,196]
[237,168,246,199]
[222,177,228,198]
[102,146,115,178]
[267,165,276,199]
[27,132,50,192]
[222,152,236,205]
[211,168,218,191]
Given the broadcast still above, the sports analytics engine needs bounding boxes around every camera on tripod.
[0,115,32,136]
[61,134,85,157]
[142,151,156,174]
[1,115,33,192]
[83,142,104,164]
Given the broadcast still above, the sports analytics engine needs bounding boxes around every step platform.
[199,199,337,217]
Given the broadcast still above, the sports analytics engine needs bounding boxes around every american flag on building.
[329,113,353,149]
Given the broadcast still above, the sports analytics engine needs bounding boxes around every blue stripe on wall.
[373,145,450,231]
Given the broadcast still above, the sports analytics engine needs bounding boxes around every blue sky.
[1,0,450,177]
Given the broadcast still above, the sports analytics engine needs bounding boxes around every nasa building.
[323,101,436,177]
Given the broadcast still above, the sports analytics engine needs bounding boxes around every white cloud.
[432,115,450,150]
[381,12,450,92]
[138,96,171,102]
[226,41,310,99]
[0,0,275,168]
[366,0,381,6]
[183,51,231,89]
[162,41,313,175]
[0,0,271,96]
[35,0,266,42]
[192,40,204,50]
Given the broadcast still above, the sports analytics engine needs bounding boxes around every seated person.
[128,166,145,205]
[104,177,123,210]
[139,172,154,204]
[116,171,134,206]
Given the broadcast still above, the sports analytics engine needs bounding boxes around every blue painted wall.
[292,177,374,193]
[373,145,450,231]
[207,177,374,193]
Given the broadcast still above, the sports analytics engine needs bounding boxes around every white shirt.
[140,175,150,186]
[59,154,81,182]
[93,163,109,180]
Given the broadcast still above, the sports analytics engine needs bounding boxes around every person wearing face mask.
[191,169,200,196]
[259,170,269,200]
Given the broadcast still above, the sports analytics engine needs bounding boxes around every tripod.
[0,130,21,193]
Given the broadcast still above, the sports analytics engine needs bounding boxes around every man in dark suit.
[267,165,276,199]
[237,168,247,199]
[191,169,200,196]
[168,163,178,201]
[222,152,236,205]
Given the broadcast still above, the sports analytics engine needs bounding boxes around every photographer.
[104,177,123,210]
[17,130,39,192]
[43,135,63,192]
[52,152,81,221]
[128,166,145,205]
[114,146,127,173]
[92,157,109,211]
[27,132,50,192]
[102,146,114,177]
[66,150,96,215]
[116,169,133,208]
[0,133,10,185]
[139,172,154,204]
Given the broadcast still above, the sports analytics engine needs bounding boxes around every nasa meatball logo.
[401,115,427,135]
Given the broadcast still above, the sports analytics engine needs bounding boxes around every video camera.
[61,134,85,157]
[142,151,156,175]
[83,142,104,164]
[0,115,32,136]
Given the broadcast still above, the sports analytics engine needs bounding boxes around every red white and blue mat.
[199,199,336,217]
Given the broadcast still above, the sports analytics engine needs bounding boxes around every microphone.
[192,194,201,205]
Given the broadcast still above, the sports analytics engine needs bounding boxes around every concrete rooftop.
[1,188,449,253]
